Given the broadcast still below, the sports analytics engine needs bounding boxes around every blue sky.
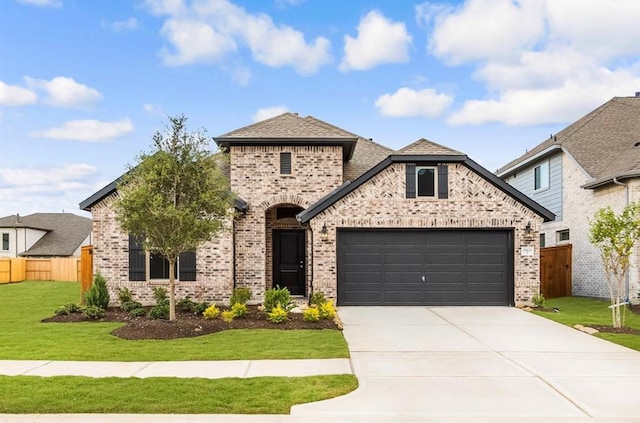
[2,0,640,217]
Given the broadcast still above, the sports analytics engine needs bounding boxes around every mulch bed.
[42,305,340,340]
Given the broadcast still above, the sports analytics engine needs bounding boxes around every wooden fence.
[540,244,572,299]
[0,257,81,283]
[80,245,94,299]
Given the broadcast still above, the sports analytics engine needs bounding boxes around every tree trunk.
[169,259,176,321]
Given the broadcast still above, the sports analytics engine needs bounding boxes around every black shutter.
[438,164,449,199]
[280,152,291,174]
[406,163,416,198]
[178,251,196,281]
[128,235,146,281]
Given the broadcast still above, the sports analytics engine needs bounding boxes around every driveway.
[292,307,640,421]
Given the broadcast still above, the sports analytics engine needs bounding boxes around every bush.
[149,304,169,320]
[532,293,546,308]
[152,287,169,307]
[309,291,327,307]
[129,307,146,317]
[121,301,142,312]
[230,287,252,306]
[264,286,294,313]
[319,301,337,320]
[267,304,289,323]
[221,310,235,323]
[83,305,105,319]
[55,303,82,316]
[84,272,110,309]
[117,287,133,304]
[231,302,248,318]
[177,297,196,312]
[203,304,220,320]
[193,301,210,315]
[303,307,320,322]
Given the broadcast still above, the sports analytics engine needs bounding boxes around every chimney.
[16,213,20,223]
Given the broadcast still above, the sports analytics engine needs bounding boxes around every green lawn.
[0,281,349,361]
[532,296,640,351]
[0,374,358,414]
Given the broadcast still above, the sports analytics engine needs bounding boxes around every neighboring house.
[497,95,640,300]
[80,113,553,306]
[0,213,92,258]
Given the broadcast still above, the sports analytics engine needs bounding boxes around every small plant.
[220,310,235,323]
[129,307,147,317]
[55,303,82,315]
[203,304,220,320]
[149,304,169,320]
[264,286,294,313]
[82,305,105,319]
[231,302,248,318]
[84,272,110,309]
[152,287,169,306]
[177,297,196,312]
[193,301,210,315]
[267,304,289,323]
[121,301,142,312]
[230,287,252,306]
[532,293,546,308]
[319,301,336,320]
[309,291,327,307]
[117,287,133,304]
[303,307,320,322]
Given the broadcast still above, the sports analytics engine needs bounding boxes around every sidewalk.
[0,358,352,379]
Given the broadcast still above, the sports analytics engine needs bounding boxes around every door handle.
[299,261,304,269]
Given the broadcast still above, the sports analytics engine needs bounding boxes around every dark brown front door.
[273,230,305,295]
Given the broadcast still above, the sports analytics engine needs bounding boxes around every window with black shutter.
[280,152,291,174]
[178,251,197,281]
[128,235,146,281]
[406,163,416,198]
[438,164,449,199]
[128,235,196,281]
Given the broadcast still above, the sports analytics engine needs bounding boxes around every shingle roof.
[0,213,92,257]
[217,113,357,138]
[398,138,464,156]
[498,97,640,182]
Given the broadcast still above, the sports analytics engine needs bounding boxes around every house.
[0,213,92,258]
[497,95,640,300]
[80,113,553,306]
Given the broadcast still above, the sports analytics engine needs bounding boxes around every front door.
[273,230,305,295]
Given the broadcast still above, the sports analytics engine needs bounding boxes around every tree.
[588,201,640,328]
[114,115,234,321]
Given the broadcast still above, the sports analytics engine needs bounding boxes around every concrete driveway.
[292,307,640,421]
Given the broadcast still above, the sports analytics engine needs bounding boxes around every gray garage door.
[337,230,513,306]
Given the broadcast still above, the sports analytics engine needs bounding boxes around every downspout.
[232,216,237,289]
[308,225,314,300]
[612,177,630,300]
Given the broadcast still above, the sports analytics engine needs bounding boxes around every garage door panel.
[384,252,424,265]
[341,252,382,265]
[384,290,426,304]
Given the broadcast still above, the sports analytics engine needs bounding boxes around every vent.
[280,152,291,174]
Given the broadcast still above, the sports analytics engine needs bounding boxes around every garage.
[337,229,513,306]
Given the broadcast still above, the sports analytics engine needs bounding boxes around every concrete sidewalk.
[0,358,352,379]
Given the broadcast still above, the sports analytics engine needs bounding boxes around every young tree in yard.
[589,201,640,328]
[114,115,234,321]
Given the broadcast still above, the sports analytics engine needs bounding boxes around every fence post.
[80,246,94,304]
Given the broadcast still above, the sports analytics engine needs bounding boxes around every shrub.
[177,297,196,312]
[532,293,546,308]
[117,287,133,304]
[121,301,142,312]
[221,310,235,323]
[231,302,248,318]
[264,286,294,313]
[83,305,105,319]
[193,301,210,315]
[303,307,320,322]
[230,287,252,306]
[149,304,169,320]
[152,287,169,307]
[84,272,110,309]
[319,301,337,320]
[203,304,220,320]
[129,307,146,317]
[267,304,289,323]
[55,303,82,315]
[309,291,327,307]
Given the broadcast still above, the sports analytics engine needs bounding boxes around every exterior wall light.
[524,221,534,241]
[320,223,329,241]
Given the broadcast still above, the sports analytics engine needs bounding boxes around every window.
[280,152,291,174]
[150,253,177,279]
[534,161,550,191]
[416,166,436,197]
[1,233,8,251]
[540,233,546,248]
[556,229,570,242]
[128,235,196,281]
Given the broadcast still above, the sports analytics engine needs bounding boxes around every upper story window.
[1,233,8,251]
[417,166,437,197]
[534,160,550,191]
[280,152,292,175]
[556,229,570,242]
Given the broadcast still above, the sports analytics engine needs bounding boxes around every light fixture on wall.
[524,221,534,241]
[320,223,329,241]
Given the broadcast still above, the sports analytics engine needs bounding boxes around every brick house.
[80,113,553,306]
[497,95,640,301]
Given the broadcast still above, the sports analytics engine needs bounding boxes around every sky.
[2,0,640,218]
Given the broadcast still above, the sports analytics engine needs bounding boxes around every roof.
[398,138,464,155]
[215,113,359,160]
[0,213,92,257]
[497,97,640,186]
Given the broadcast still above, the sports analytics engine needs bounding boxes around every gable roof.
[0,213,92,257]
[497,97,640,186]
[398,138,464,155]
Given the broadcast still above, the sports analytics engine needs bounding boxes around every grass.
[0,281,349,361]
[0,374,358,414]
[532,296,640,351]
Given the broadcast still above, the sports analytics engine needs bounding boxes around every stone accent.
[309,163,543,305]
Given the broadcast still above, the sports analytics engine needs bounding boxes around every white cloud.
[29,118,134,141]
[16,0,61,7]
[24,76,102,108]
[231,66,251,86]
[111,17,139,32]
[143,103,164,116]
[144,0,186,16]
[340,10,412,71]
[0,81,37,106]
[253,105,289,122]
[159,19,237,66]
[375,87,453,118]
